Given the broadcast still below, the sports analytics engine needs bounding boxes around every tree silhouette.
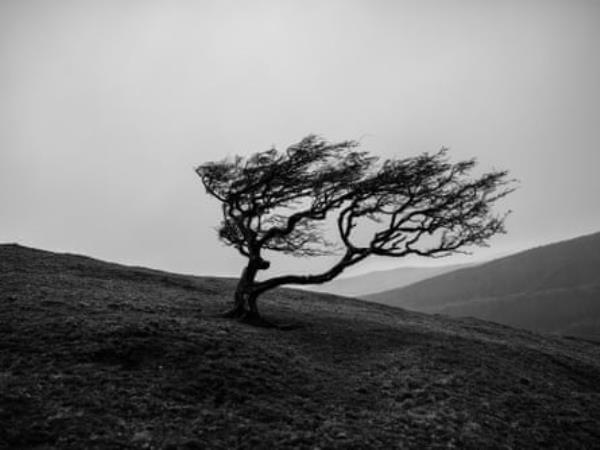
[196,135,515,324]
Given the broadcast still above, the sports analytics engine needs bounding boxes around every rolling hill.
[1,243,600,448]
[305,264,470,297]
[366,231,600,341]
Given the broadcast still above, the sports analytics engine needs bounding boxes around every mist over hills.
[366,231,600,341]
[306,264,470,297]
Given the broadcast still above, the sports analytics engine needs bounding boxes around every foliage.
[196,135,515,319]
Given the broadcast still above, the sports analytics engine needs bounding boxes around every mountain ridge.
[306,263,472,297]
[366,231,600,341]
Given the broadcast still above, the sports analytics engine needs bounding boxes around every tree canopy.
[196,135,515,323]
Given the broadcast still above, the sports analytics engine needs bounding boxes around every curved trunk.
[224,251,369,324]
[222,284,250,318]
[223,256,268,322]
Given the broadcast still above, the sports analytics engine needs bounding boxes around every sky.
[1,0,599,279]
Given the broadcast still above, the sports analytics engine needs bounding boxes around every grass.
[1,243,600,449]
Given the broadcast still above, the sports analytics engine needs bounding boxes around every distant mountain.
[366,231,600,341]
[308,264,470,297]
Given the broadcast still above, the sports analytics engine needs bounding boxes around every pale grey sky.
[1,0,599,278]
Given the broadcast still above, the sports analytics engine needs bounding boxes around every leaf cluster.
[196,135,376,257]
[196,135,515,288]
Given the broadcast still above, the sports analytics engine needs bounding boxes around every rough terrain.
[1,244,600,449]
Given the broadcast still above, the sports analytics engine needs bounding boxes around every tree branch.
[252,250,370,294]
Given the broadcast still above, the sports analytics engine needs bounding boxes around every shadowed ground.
[1,244,599,449]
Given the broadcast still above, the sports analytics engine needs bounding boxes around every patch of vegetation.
[1,244,600,448]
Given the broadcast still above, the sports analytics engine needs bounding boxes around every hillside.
[366,232,600,341]
[1,244,600,448]
[306,264,469,297]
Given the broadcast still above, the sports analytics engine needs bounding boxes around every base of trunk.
[239,310,276,328]
[219,306,276,328]
[220,304,247,319]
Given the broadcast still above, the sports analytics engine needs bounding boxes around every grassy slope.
[1,244,600,449]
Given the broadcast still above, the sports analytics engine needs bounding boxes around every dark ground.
[1,244,600,449]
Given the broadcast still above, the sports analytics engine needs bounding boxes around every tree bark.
[222,256,270,324]
[222,284,250,318]
[223,251,369,326]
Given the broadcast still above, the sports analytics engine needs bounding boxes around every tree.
[196,135,515,324]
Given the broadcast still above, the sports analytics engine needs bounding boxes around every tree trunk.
[222,257,270,325]
[222,284,250,319]
[247,292,259,316]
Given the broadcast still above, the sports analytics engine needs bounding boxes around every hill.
[305,264,470,297]
[366,232,600,341]
[1,243,600,448]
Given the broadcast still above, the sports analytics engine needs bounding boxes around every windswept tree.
[196,135,515,324]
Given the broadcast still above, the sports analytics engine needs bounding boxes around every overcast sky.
[1,0,599,278]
